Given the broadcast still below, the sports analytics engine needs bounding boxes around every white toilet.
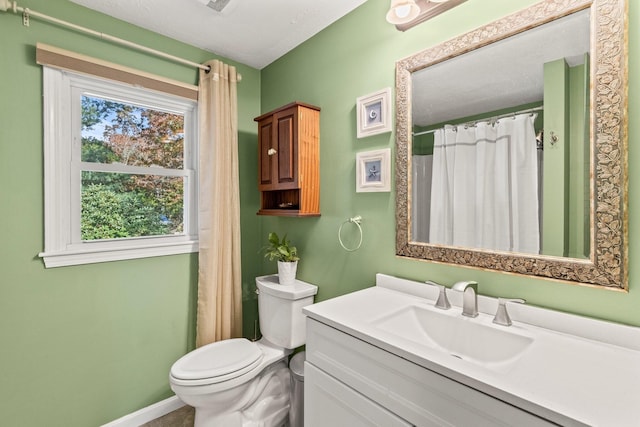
[169,275,318,427]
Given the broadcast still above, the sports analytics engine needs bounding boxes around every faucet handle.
[425,280,451,310]
[492,298,525,326]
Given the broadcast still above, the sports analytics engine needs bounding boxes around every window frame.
[40,66,199,268]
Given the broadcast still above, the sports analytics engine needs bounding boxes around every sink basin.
[303,274,640,426]
[374,304,533,367]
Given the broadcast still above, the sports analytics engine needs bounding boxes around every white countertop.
[303,274,640,426]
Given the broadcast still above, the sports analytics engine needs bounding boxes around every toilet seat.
[170,338,264,387]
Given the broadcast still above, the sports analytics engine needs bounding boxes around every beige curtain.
[196,60,242,347]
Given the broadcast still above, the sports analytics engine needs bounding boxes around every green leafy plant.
[262,232,299,262]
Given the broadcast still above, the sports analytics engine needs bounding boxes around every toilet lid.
[171,338,263,384]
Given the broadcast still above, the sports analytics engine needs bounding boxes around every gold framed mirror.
[395,0,628,289]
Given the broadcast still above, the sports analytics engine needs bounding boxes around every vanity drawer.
[306,319,556,427]
[305,363,412,427]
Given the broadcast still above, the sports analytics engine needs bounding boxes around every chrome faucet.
[452,281,478,317]
[492,298,525,326]
[425,280,451,310]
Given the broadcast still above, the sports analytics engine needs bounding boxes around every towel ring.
[338,216,363,252]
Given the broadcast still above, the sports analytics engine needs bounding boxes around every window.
[40,66,198,267]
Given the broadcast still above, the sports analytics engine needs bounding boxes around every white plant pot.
[277,261,298,286]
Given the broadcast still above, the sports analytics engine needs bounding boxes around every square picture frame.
[356,87,392,138]
[356,148,391,192]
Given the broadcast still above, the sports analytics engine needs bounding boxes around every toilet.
[169,275,318,427]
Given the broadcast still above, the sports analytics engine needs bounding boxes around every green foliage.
[81,184,172,240]
[79,95,186,241]
[262,232,299,262]
[81,185,128,240]
[118,191,174,237]
[82,97,128,132]
[81,136,118,163]
[82,170,128,192]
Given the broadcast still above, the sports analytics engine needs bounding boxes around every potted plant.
[262,232,299,286]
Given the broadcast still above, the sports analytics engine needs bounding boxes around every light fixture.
[389,0,467,31]
[386,0,420,25]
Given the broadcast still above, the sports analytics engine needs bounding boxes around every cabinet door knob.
[267,148,277,156]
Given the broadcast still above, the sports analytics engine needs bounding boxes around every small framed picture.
[356,148,391,192]
[356,88,392,138]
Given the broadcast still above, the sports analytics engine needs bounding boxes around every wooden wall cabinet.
[254,102,320,216]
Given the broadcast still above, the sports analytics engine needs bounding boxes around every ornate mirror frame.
[395,0,628,289]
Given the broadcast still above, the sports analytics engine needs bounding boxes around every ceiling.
[69,0,367,69]
[412,8,591,126]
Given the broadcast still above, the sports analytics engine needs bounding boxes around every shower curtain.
[429,114,540,253]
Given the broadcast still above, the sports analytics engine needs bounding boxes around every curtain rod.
[1,0,242,80]
[413,106,543,137]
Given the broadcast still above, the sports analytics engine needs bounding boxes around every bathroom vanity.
[302,274,640,426]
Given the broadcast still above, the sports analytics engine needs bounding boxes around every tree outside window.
[80,96,185,241]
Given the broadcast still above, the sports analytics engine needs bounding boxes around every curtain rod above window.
[0,0,242,80]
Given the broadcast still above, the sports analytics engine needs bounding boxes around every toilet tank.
[256,275,318,349]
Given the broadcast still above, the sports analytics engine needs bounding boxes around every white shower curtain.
[429,114,540,253]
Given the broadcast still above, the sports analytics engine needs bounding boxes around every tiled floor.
[141,405,194,427]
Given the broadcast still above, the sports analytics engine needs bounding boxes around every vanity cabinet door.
[305,362,412,427]
[306,319,557,427]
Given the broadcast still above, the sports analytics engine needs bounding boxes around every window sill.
[39,239,198,268]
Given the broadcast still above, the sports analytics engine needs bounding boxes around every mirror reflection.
[409,9,590,259]
[396,0,628,289]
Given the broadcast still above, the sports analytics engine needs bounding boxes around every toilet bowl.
[169,275,318,427]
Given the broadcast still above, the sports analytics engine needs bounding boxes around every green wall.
[1,0,638,425]
[259,0,640,326]
[0,0,261,425]
[542,58,570,257]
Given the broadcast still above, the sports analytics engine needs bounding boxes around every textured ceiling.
[412,9,591,126]
[70,0,366,69]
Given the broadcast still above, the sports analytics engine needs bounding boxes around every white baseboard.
[101,395,186,427]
